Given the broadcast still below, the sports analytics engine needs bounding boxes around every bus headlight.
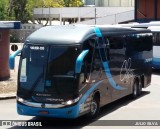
[62,97,80,105]
[17,97,26,103]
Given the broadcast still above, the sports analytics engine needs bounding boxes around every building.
[84,0,134,7]
[135,0,160,22]
[0,21,21,81]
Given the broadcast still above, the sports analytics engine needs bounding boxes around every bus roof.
[118,22,160,28]
[25,25,151,45]
[148,26,160,32]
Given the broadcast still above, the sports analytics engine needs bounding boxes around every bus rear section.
[16,25,153,119]
[148,26,160,69]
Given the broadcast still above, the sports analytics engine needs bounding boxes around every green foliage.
[64,0,84,7]
[30,0,64,8]
[0,0,84,23]
[7,0,29,23]
[0,0,14,20]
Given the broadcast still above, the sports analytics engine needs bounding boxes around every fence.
[76,10,134,25]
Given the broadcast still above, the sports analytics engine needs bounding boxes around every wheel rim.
[91,101,97,115]
[138,82,142,94]
[134,83,137,96]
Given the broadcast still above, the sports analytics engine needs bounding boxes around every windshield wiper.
[28,64,46,96]
[27,73,43,96]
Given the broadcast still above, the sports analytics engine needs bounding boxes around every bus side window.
[79,59,87,84]
[93,49,101,70]
[80,38,95,84]
[158,33,160,46]
[105,38,110,60]
[109,37,124,49]
[153,33,157,45]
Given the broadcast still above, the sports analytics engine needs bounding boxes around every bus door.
[92,37,113,104]
[80,38,102,84]
[80,37,112,104]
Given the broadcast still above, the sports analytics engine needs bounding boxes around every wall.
[136,0,160,22]
[84,0,134,7]
[157,0,160,19]
[0,30,10,80]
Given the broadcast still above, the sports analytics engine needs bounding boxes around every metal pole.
[49,7,51,25]
[95,8,96,25]
[134,0,137,22]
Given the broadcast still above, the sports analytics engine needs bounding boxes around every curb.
[0,93,16,100]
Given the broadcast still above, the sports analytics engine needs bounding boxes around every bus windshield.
[47,46,79,77]
[19,44,80,98]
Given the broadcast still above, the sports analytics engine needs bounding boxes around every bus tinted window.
[153,33,160,46]
[47,46,80,76]
[107,36,125,49]
[126,34,152,52]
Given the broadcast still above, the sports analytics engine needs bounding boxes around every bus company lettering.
[120,58,134,82]
[36,93,51,97]
[46,98,64,102]
[30,46,45,50]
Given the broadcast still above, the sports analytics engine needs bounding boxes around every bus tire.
[131,80,139,99]
[138,80,142,95]
[88,96,100,119]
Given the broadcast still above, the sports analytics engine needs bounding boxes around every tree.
[31,0,64,25]
[0,0,13,20]
[8,0,29,23]
[3,0,84,23]
[0,0,6,20]
[7,0,65,23]
[63,0,84,24]
[31,0,64,8]
[64,0,84,7]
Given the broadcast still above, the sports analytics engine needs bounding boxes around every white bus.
[118,22,160,69]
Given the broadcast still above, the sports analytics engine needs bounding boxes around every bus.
[148,26,160,69]
[118,22,160,69]
[16,25,152,119]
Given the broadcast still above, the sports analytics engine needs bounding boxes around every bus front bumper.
[17,103,80,119]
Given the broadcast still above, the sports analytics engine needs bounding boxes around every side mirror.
[9,50,21,69]
[75,50,89,73]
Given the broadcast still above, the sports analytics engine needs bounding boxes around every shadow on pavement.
[152,69,160,75]
[8,91,150,129]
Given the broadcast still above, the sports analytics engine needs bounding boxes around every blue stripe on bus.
[94,27,102,37]
[103,61,126,90]
[93,27,126,90]
[75,50,89,73]
[78,80,103,104]
[17,80,103,118]
[152,57,160,69]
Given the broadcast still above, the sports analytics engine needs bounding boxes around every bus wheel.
[138,80,142,95]
[89,96,100,119]
[131,80,139,99]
